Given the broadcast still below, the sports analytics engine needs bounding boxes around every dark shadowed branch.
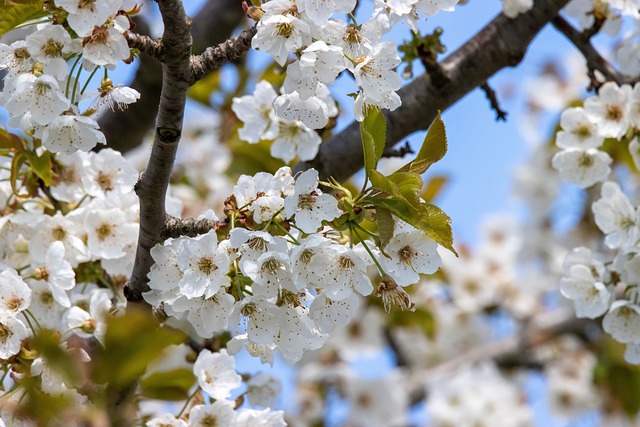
[126,0,194,303]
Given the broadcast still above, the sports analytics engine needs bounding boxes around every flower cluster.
[144,167,442,364]
[232,0,457,162]
[0,0,140,154]
[550,82,640,187]
[559,180,640,363]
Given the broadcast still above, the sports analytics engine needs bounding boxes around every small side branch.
[162,215,226,239]
[382,141,414,158]
[552,15,639,89]
[480,82,507,121]
[189,27,257,84]
[124,31,162,60]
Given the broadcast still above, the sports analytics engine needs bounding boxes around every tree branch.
[189,27,257,84]
[100,0,246,153]
[294,0,572,181]
[123,31,161,59]
[126,0,193,303]
[551,15,639,90]
[162,215,226,239]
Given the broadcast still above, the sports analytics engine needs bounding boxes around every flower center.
[97,223,112,241]
[606,104,623,121]
[43,39,63,57]
[197,257,217,275]
[52,225,67,241]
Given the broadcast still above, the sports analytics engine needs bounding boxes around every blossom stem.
[177,387,201,418]
[80,66,101,96]
[272,221,300,245]
[21,309,41,334]
[66,55,82,98]
[350,224,386,276]
[71,60,84,105]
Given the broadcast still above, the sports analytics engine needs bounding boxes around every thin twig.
[481,81,508,121]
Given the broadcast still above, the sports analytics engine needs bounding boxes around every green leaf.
[387,171,423,208]
[376,207,395,249]
[369,169,400,197]
[0,128,24,151]
[368,196,413,218]
[26,150,53,186]
[0,1,47,39]
[423,203,456,254]
[92,308,185,390]
[396,112,447,175]
[360,107,387,179]
[140,368,196,401]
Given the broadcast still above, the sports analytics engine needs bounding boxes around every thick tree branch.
[294,0,572,181]
[126,0,193,303]
[100,0,246,153]
[551,15,639,89]
[189,27,257,84]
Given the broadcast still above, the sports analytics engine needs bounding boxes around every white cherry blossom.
[177,230,230,299]
[555,107,603,149]
[271,120,322,163]
[283,169,342,233]
[0,268,31,319]
[584,82,631,139]
[189,401,238,427]
[30,241,75,308]
[42,114,106,154]
[603,300,640,343]
[0,317,29,359]
[380,230,441,287]
[354,41,402,103]
[5,74,70,126]
[592,181,640,249]
[55,0,124,37]
[232,81,279,144]
[560,264,612,318]
[193,349,242,400]
[551,148,611,188]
